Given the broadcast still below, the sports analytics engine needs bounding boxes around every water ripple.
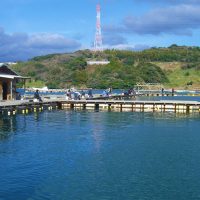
[0,110,200,200]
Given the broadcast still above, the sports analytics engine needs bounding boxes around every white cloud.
[0,28,81,62]
[104,4,200,36]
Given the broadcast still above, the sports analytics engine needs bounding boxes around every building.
[87,60,110,65]
[0,64,25,100]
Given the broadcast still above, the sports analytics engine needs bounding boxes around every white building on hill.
[87,60,110,65]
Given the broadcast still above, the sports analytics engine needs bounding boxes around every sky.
[1,0,200,61]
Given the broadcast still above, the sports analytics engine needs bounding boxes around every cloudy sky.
[1,0,200,61]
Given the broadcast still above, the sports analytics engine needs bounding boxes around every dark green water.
[0,110,200,200]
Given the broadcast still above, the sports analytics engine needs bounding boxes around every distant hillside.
[11,45,200,89]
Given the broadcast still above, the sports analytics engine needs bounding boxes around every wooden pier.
[61,100,200,113]
[1,99,200,115]
[0,100,59,115]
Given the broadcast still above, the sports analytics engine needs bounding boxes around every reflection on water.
[0,111,51,140]
[0,110,199,144]
[0,110,200,200]
[0,116,17,140]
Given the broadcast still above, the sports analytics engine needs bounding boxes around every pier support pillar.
[83,104,86,110]
[120,104,122,112]
[70,104,74,109]
[57,102,62,109]
[95,104,99,111]
[186,105,190,114]
[142,103,145,112]
[108,104,111,111]
[174,104,177,113]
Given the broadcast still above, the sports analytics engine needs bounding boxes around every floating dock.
[1,99,200,115]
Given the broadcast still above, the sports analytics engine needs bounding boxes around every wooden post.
[108,104,111,111]
[57,102,62,109]
[142,103,144,112]
[186,105,190,114]
[83,103,86,109]
[120,104,122,112]
[95,104,99,110]
[70,104,74,109]
[10,80,13,100]
[23,79,26,90]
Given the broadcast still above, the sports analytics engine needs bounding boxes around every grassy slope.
[11,48,200,89]
[154,62,200,89]
[14,61,200,89]
[25,80,46,88]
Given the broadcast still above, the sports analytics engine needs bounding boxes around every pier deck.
[1,99,200,114]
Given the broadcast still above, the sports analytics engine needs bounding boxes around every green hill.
[11,45,200,89]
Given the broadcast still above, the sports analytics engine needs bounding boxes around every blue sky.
[1,0,200,61]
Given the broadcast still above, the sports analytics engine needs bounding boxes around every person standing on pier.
[34,90,42,102]
[88,89,93,99]
[81,90,85,99]
[108,87,112,95]
[172,88,175,96]
[66,89,71,100]
[102,90,108,97]
[161,88,164,96]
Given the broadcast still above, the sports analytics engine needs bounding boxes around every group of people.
[102,88,112,97]
[123,88,136,96]
[161,88,175,95]
[33,89,94,101]
[22,87,177,102]
[66,89,93,100]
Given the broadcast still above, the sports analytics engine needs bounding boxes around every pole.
[10,80,13,100]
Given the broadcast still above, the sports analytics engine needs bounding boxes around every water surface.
[0,110,200,200]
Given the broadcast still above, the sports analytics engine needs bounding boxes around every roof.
[0,63,19,76]
[0,74,23,79]
[0,63,26,80]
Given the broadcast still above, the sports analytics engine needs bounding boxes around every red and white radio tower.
[94,4,103,51]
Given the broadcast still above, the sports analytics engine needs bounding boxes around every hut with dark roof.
[0,64,24,100]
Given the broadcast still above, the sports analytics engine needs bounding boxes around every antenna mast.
[94,4,103,51]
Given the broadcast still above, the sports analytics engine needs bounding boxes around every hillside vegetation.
[11,45,200,89]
